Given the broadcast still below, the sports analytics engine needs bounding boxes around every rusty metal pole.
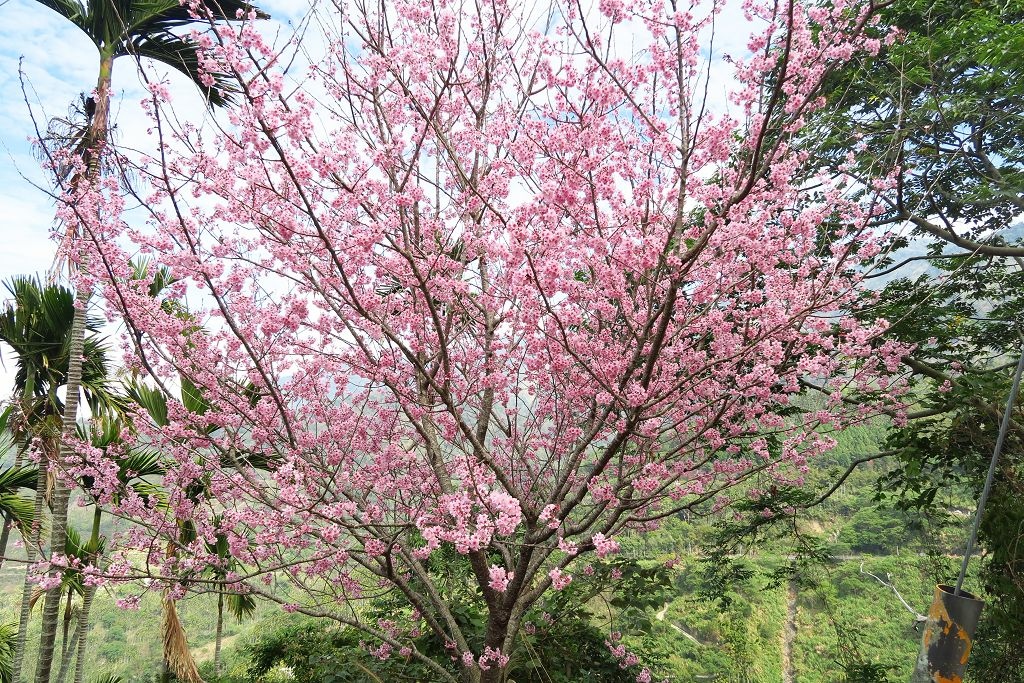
[910,342,1024,683]
[910,584,984,683]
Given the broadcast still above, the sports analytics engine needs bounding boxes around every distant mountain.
[866,220,1024,288]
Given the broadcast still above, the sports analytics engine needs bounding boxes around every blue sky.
[0,0,746,396]
[0,0,310,284]
[0,0,309,394]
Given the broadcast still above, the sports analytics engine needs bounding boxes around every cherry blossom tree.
[62,0,907,680]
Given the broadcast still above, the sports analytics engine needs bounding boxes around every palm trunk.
[54,620,80,683]
[0,511,13,570]
[33,479,70,683]
[69,586,95,683]
[54,622,79,683]
[34,50,113,683]
[214,590,224,678]
[57,590,74,676]
[13,458,50,681]
[71,507,102,683]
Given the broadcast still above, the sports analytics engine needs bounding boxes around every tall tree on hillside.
[25,2,267,681]
[813,0,1024,258]
[62,415,164,683]
[76,1,919,681]
[770,0,1024,676]
[0,276,118,682]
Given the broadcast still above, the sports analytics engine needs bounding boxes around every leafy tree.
[23,1,267,680]
[806,0,1024,678]
[813,0,1024,257]
[836,506,915,555]
[50,0,923,680]
[877,376,1024,682]
[0,275,118,682]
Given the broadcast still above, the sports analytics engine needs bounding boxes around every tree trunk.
[34,48,112,683]
[478,613,510,683]
[479,662,504,683]
[70,506,102,683]
[0,511,13,570]
[70,585,95,683]
[33,377,77,683]
[54,620,81,683]
[13,459,50,681]
[57,590,73,677]
[214,590,224,678]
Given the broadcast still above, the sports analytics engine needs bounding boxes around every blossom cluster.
[58,0,911,678]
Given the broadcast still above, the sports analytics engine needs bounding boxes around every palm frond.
[180,376,210,417]
[0,465,38,492]
[112,1,269,108]
[80,413,124,449]
[35,94,96,185]
[226,591,257,622]
[0,493,35,531]
[0,411,36,463]
[64,526,86,559]
[126,381,169,427]
[127,1,268,35]
[1,276,118,415]
[129,480,166,507]
[117,447,165,482]
[90,675,124,683]
[28,581,79,610]
[128,31,238,107]
[0,407,16,460]
[233,447,274,471]
[129,258,176,298]
[32,1,88,24]
[0,621,16,683]
[161,594,203,683]
[28,586,44,611]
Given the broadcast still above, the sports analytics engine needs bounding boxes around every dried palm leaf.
[161,592,203,683]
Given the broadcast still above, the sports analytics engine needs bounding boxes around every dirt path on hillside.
[655,602,705,647]
[782,581,797,683]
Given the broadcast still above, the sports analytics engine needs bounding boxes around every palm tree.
[129,374,266,683]
[0,622,18,683]
[63,416,164,683]
[26,3,266,681]
[205,517,257,678]
[0,410,39,570]
[128,381,207,683]
[0,276,118,683]
[27,526,93,683]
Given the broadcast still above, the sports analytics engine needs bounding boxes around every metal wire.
[954,341,1024,596]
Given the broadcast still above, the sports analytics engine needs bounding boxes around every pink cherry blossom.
[549,568,573,591]
[52,0,910,679]
[488,565,513,593]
